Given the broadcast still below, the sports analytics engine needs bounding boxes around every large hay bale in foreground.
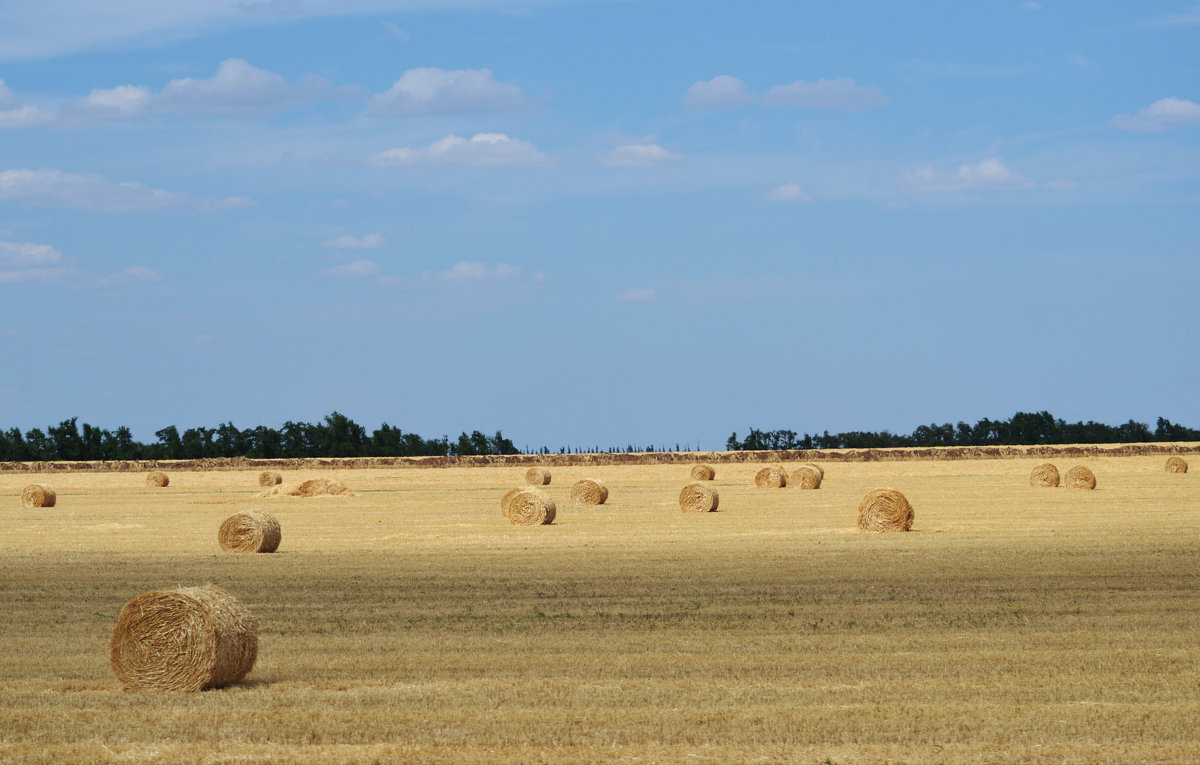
[790,464,823,489]
[1030,462,1060,487]
[257,471,283,487]
[857,488,914,532]
[218,511,281,553]
[689,464,715,481]
[507,488,556,526]
[109,586,258,693]
[570,478,608,506]
[679,482,719,513]
[1165,456,1189,474]
[754,465,787,488]
[500,488,524,519]
[145,471,169,488]
[21,484,56,508]
[525,467,551,486]
[1064,465,1096,490]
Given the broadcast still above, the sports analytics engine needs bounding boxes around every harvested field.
[1,451,1198,763]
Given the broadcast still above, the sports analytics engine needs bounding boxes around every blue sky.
[1,1,1198,450]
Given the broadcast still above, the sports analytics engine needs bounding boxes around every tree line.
[0,412,518,461]
[726,411,1200,451]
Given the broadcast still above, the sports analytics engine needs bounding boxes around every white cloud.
[369,68,524,115]
[156,58,326,116]
[685,74,886,111]
[1111,98,1200,133]
[423,261,521,285]
[322,233,386,249]
[0,168,250,211]
[903,158,1034,192]
[0,79,16,107]
[77,84,152,116]
[0,105,56,128]
[603,142,677,168]
[382,22,409,41]
[0,239,69,284]
[766,182,812,203]
[327,258,383,277]
[615,287,655,303]
[370,133,548,168]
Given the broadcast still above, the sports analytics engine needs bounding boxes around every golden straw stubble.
[1165,456,1188,474]
[507,488,556,526]
[1064,465,1097,490]
[257,471,283,487]
[679,482,719,513]
[790,464,822,489]
[857,488,914,532]
[689,464,715,481]
[1030,462,1060,487]
[570,478,608,506]
[525,467,551,486]
[109,586,258,693]
[218,511,281,553]
[145,471,169,488]
[21,484,56,508]
[754,465,787,488]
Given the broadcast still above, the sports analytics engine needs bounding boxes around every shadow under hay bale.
[570,478,608,506]
[857,488,914,532]
[1030,462,1060,487]
[21,484,56,508]
[258,477,354,498]
[754,465,787,488]
[1064,465,1096,490]
[507,487,556,526]
[525,467,551,486]
[257,471,283,488]
[690,464,715,481]
[109,586,257,693]
[145,471,169,488]
[1165,456,1189,474]
[679,482,719,513]
[790,464,823,489]
[219,511,281,553]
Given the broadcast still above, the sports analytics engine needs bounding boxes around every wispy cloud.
[766,182,812,203]
[615,287,655,303]
[327,258,383,277]
[603,142,677,168]
[685,75,886,111]
[322,233,386,249]
[0,168,251,211]
[902,158,1034,192]
[370,133,549,168]
[1111,98,1200,133]
[0,239,67,283]
[369,68,525,115]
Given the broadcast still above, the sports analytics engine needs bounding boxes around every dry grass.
[1,453,1199,763]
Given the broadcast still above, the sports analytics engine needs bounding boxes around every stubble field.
[1,454,1197,764]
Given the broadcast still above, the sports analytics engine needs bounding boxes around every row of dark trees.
[726,412,1200,451]
[0,412,518,462]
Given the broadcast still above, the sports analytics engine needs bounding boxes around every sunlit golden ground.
[1,455,1197,764]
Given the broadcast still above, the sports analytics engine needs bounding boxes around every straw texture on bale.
[679,482,719,513]
[500,487,524,519]
[218,511,281,553]
[145,471,169,488]
[257,471,283,487]
[1165,456,1189,474]
[21,484,56,508]
[507,487,556,526]
[1064,465,1097,490]
[856,488,914,532]
[258,477,354,498]
[525,467,551,486]
[1030,462,1060,488]
[570,478,609,506]
[689,464,715,481]
[790,464,823,489]
[109,586,258,693]
[754,465,787,488]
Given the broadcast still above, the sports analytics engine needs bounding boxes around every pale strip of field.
[1,456,1197,764]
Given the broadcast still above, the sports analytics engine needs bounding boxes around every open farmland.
[1,453,1198,764]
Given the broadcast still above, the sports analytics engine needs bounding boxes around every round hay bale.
[804,463,825,480]
[679,482,719,513]
[790,464,822,489]
[257,471,283,488]
[109,586,258,693]
[1030,462,1060,488]
[857,488,914,532]
[145,471,169,488]
[500,487,524,519]
[1165,456,1189,474]
[754,465,787,488]
[218,511,281,553]
[21,484,56,508]
[689,464,715,481]
[1064,465,1096,490]
[507,488,556,526]
[570,478,608,506]
[525,467,551,486]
